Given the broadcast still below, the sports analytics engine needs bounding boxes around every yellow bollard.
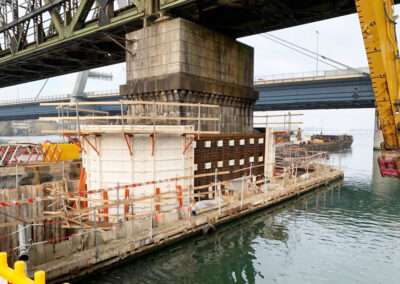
[0,252,46,284]
[34,271,46,284]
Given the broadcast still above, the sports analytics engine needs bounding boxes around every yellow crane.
[356,0,400,177]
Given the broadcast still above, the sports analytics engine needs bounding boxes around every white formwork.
[264,127,275,178]
[81,125,195,222]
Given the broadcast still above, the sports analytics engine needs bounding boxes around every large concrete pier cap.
[120,17,258,133]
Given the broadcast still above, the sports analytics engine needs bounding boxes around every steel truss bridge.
[1,0,396,88]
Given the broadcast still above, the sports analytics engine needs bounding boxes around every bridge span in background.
[0,68,375,120]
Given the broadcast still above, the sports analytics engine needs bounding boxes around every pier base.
[120,18,258,133]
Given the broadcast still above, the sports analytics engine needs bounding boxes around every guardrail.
[0,89,120,106]
[0,68,369,106]
[254,68,369,84]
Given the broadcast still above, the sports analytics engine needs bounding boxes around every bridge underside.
[254,76,375,111]
[1,0,395,88]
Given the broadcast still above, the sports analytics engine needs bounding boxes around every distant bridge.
[0,68,375,120]
[0,91,122,120]
[254,68,374,111]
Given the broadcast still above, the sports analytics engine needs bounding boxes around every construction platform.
[25,165,341,283]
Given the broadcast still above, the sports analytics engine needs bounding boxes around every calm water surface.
[83,131,400,284]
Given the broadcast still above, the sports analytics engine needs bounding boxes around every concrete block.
[125,17,253,87]
[167,62,180,73]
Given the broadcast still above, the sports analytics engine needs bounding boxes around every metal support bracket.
[82,134,100,155]
[123,133,134,156]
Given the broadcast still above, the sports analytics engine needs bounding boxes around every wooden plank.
[41,129,221,135]
[40,100,220,108]
[253,122,303,125]
[57,106,109,115]
[119,100,221,108]
[253,114,303,118]
[39,115,219,121]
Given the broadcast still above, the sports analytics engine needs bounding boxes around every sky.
[2,7,399,132]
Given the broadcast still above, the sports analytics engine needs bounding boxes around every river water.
[81,131,400,284]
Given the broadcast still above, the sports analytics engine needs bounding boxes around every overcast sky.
[3,7,399,132]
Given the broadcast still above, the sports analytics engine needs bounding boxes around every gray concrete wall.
[120,18,257,133]
[125,18,254,88]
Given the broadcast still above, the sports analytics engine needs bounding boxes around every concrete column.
[120,17,258,133]
[374,110,383,150]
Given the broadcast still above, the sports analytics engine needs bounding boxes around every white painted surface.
[264,128,275,178]
[82,125,194,222]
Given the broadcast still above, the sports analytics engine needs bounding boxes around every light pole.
[316,30,319,76]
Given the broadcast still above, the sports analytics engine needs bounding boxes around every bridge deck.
[0,71,375,120]
[1,0,393,88]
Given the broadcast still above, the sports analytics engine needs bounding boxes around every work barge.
[0,17,344,282]
[0,100,344,283]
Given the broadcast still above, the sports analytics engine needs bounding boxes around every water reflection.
[83,183,343,284]
[82,132,400,284]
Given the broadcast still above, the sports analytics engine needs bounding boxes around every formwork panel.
[82,125,194,222]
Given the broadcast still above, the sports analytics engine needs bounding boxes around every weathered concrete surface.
[30,168,343,283]
[0,161,81,189]
[120,18,258,133]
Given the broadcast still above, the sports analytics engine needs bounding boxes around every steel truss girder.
[0,0,145,56]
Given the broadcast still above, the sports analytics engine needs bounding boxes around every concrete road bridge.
[0,68,375,120]
[1,0,398,88]
[254,68,374,111]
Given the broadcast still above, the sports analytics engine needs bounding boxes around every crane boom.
[356,0,400,177]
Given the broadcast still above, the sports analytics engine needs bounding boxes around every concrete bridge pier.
[374,110,384,150]
[120,18,258,133]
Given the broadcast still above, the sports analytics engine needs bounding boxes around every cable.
[259,34,340,70]
[0,210,25,222]
[35,78,49,100]
[262,33,368,75]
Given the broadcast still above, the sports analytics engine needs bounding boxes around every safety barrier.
[42,143,79,162]
[0,144,43,166]
[0,142,79,166]
[0,252,45,284]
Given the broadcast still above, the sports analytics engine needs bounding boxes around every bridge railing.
[0,89,120,106]
[254,68,369,84]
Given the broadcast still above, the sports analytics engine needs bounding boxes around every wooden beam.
[42,129,221,135]
[253,114,304,118]
[39,116,219,121]
[40,100,220,108]
[57,106,109,115]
